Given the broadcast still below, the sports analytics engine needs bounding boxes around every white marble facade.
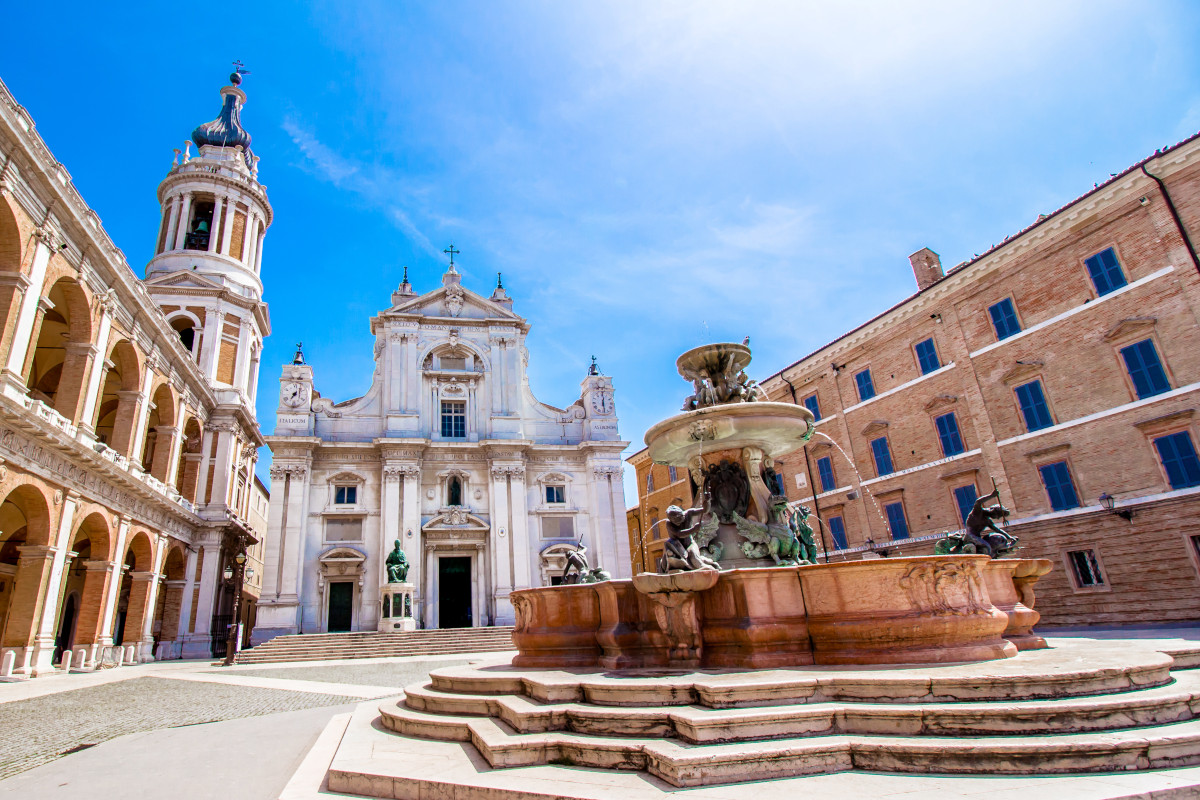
[252,266,630,640]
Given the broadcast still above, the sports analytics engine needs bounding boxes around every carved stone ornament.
[592,466,622,479]
[441,382,465,396]
[311,397,342,418]
[269,465,307,481]
[53,489,63,505]
[704,459,751,524]
[445,285,465,318]
[374,339,385,358]
[689,420,717,442]
[490,465,525,479]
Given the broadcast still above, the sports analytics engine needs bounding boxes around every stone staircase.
[331,638,1200,791]
[233,626,514,665]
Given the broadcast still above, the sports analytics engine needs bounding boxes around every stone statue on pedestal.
[386,540,409,583]
[561,544,612,584]
[658,489,722,573]
[935,478,1019,558]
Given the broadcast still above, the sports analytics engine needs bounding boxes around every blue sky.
[2,1,1199,500]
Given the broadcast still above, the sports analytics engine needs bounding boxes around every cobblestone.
[217,659,473,688]
[0,677,360,780]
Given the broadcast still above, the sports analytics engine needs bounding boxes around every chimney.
[909,247,944,291]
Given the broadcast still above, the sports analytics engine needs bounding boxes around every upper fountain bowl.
[645,401,815,466]
[676,343,752,384]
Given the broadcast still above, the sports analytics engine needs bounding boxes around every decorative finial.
[401,265,409,284]
[442,244,460,272]
[293,342,305,365]
[589,355,599,376]
[231,60,251,86]
[496,271,503,289]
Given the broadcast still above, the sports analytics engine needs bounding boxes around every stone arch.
[417,339,490,373]
[68,513,112,652]
[175,417,203,500]
[166,311,200,355]
[155,543,188,647]
[0,483,54,650]
[65,511,112,651]
[114,530,156,648]
[95,338,143,455]
[0,196,22,276]
[143,382,178,479]
[26,277,93,419]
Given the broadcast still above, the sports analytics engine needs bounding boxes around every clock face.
[590,391,613,416]
[281,381,310,409]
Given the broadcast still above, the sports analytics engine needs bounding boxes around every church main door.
[438,557,472,628]
[327,582,353,632]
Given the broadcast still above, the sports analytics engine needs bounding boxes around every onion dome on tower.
[191,70,254,167]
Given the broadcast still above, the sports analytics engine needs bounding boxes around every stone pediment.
[317,546,367,563]
[423,508,490,530]
[1103,317,1157,344]
[144,271,226,291]
[923,394,958,414]
[1000,361,1044,386]
[860,420,889,437]
[389,283,522,322]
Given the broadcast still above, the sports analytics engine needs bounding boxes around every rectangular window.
[1067,549,1105,587]
[325,518,363,542]
[854,369,876,402]
[953,484,978,523]
[988,298,1021,340]
[1039,461,1081,511]
[541,516,575,539]
[915,338,940,375]
[334,485,357,505]
[668,466,678,483]
[828,515,848,549]
[884,501,909,539]
[870,436,893,476]
[1120,339,1171,399]
[803,393,822,421]
[645,471,654,493]
[440,400,467,438]
[1015,380,1054,432]
[816,456,835,493]
[1154,431,1200,490]
[934,412,965,457]
[545,485,565,504]
[1084,247,1127,296]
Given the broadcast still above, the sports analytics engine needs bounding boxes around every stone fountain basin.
[644,401,816,465]
[512,555,1038,670]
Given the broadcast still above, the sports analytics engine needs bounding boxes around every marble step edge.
[427,655,1175,707]
[238,643,515,656]
[399,672,1200,741]
[374,702,1200,787]
[1167,647,1200,669]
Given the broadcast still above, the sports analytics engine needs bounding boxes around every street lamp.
[1098,493,1134,522]
[223,548,249,666]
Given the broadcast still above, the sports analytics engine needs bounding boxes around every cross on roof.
[443,245,460,269]
[232,59,251,76]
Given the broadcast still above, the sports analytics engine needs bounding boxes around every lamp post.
[1098,493,1134,522]
[223,547,248,666]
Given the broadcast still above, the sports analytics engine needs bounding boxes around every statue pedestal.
[379,583,417,632]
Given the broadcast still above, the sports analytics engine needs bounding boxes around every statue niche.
[448,476,462,506]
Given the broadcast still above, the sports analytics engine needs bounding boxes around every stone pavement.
[0,651,496,796]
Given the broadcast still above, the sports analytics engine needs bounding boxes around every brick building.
[0,70,270,676]
[628,132,1200,627]
[626,448,695,575]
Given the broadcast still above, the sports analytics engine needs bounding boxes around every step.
[374,701,1200,787]
[399,668,1200,741]
[426,641,1174,706]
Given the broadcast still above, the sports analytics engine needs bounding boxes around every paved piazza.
[0,653,482,798]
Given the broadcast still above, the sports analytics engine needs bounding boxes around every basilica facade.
[253,266,630,639]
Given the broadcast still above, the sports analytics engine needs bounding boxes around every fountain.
[309,343,1200,796]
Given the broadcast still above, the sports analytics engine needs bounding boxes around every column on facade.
[2,237,50,398]
[199,308,224,383]
[207,197,224,254]
[173,547,199,646]
[220,196,236,256]
[182,540,221,657]
[75,557,113,664]
[400,467,422,615]
[164,395,187,487]
[423,547,436,628]
[127,364,157,467]
[172,193,193,250]
[248,350,261,407]
[28,492,80,673]
[77,300,113,435]
[606,471,632,578]
[232,319,253,397]
[193,429,215,505]
[488,337,503,415]
[489,464,514,623]
[473,543,484,628]
[163,195,181,253]
[206,429,236,509]
[586,466,615,578]
[130,535,168,662]
[1,545,56,674]
[254,464,311,639]
[380,467,402,587]
[253,227,265,274]
[243,214,257,268]
[508,466,532,590]
[239,211,254,263]
[96,516,131,648]
[17,295,52,385]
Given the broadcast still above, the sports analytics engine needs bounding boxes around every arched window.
[448,476,462,506]
[169,316,197,353]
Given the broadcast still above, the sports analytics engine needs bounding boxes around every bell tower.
[144,67,271,405]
